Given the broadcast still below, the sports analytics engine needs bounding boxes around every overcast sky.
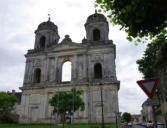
[0,0,148,114]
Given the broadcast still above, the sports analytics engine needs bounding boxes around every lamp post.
[56,89,59,128]
[100,83,105,128]
[72,86,75,128]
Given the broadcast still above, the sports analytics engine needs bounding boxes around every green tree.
[121,112,132,123]
[136,34,167,116]
[49,88,84,128]
[136,32,167,79]
[95,0,167,43]
[0,92,18,123]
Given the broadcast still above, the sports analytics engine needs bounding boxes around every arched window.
[34,68,41,83]
[62,61,72,82]
[94,63,102,79]
[39,36,45,48]
[93,29,100,41]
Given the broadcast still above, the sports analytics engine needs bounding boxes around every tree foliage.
[136,31,167,79]
[49,88,84,127]
[0,92,18,123]
[121,112,132,123]
[95,0,167,43]
[136,33,167,116]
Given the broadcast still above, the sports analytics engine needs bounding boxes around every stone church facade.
[19,12,120,124]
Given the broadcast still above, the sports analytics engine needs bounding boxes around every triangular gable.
[49,42,87,52]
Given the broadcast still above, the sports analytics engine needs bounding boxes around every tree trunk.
[62,114,65,128]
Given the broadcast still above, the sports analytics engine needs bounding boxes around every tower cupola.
[34,18,60,49]
[85,11,109,42]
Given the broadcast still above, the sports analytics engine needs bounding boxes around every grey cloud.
[115,39,147,113]
[0,0,147,114]
[0,48,24,68]
[0,65,24,92]
[119,88,147,114]
[65,1,83,9]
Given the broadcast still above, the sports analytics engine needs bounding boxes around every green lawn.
[0,123,115,128]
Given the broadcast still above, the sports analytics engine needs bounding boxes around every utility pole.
[152,106,157,128]
[56,88,59,128]
[88,82,92,128]
[72,85,75,128]
[100,83,105,128]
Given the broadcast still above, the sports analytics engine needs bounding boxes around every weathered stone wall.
[20,42,119,123]
[19,12,120,124]
[23,43,117,86]
[19,83,119,124]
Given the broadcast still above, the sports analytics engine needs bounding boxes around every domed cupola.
[85,10,109,42]
[35,20,58,33]
[85,11,107,25]
[34,17,60,50]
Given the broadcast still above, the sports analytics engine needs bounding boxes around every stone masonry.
[19,11,120,124]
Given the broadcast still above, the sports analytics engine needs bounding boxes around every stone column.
[46,34,50,47]
[23,94,30,123]
[72,55,78,82]
[45,57,49,81]
[48,33,51,45]
[57,59,62,84]
[89,56,94,81]
[28,60,33,83]
[51,33,54,44]
[88,85,93,123]
[54,57,58,83]
[49,57,55,82]
[83,54,88,82]
[23,59,29,84]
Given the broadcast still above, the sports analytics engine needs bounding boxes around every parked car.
[157,123,164,128]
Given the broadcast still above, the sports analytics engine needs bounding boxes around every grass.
[0,123,116,128]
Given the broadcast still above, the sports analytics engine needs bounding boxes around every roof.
[35,20,58,33]
[85,11,107,26]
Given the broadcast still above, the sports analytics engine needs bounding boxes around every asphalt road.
[121,124,147,128]
[132,124,147,128]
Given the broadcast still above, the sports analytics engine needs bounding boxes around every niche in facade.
[93,29,100,41]
[62,61,72,82]
[34,68,41,83]
[94,63,102,79]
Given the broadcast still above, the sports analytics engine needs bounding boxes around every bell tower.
[34,18,60,49]
[84,10,109,42]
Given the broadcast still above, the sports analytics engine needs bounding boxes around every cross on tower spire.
[48,14,51,21]
[95,9,97,14]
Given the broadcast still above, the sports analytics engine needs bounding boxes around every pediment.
[50,42,86,52]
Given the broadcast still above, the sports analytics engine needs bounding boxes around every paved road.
[132,124,147,128]
[121,124,147,128]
